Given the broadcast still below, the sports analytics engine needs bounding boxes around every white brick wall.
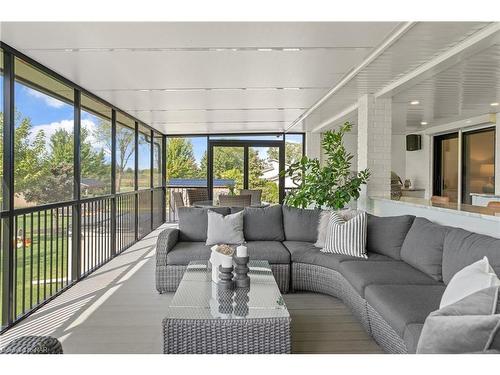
[357,94,392,209]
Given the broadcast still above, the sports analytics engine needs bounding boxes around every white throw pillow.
[322,210,367,258]
[314,210,331,248]
[206,210,245,246]
[440,256,500,308]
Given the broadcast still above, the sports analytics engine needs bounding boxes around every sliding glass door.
[462,128,496,204]
[433,133,459,203]
[208,140,284,203]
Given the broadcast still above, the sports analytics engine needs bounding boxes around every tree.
[283,122,370,209]
[166,138,200,180]
[267,142,303,165]
[94,120,134,192]
[0,112,47,203]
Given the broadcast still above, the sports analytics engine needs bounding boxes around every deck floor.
[0,224,382,354]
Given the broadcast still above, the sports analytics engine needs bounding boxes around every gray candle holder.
[234,256,250,288]
[218,265,234,290]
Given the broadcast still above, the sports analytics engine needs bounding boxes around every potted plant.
[282,122,370,209]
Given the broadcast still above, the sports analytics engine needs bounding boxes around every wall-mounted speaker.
[406,134,421,151]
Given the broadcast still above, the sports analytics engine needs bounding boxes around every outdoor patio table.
[192,200,270,208]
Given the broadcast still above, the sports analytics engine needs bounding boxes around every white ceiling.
[0,22,400,134]
[303,22,500,134]
[1,22,497,135]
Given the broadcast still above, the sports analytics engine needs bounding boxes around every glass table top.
[165,260,289,320]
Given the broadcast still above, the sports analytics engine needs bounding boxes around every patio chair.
[186,188,209,206]
[218,194,252,207]
[172,191,185,211]
[240,189,262,205]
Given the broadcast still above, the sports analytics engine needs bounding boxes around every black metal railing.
[152,188,164,230]
[81,197,113,277]
[116,192,136,254]
[138,190,152,239]
[5,203,72,321]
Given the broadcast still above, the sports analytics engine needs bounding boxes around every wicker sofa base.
[292,262,371,334]
[163,317,291,354]
[366,303,408,353]
[157,263,290,294]
[292,262,410,353]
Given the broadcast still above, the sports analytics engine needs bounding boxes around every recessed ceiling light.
[257,48,273,52]
[283,87,301,90]
[421,121,428,125]
[491,102,499,106]
[282,48,301,51]
[139,89,149,92]
[410,100,420,105]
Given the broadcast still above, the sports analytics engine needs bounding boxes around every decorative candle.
[221,255,233,268]
[236,245,248,258]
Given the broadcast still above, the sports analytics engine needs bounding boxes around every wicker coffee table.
[162,260,291,354]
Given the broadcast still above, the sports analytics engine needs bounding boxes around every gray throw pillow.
[366,214,415,260]
[282,205,321,242]
[400,217,449,281]
[417,286,500,353]
[178,207,231,241]
[243,205,284,241]
[206,210,245,246]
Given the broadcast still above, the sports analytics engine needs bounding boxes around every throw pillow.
[206,210,245,246]
[314,209,358,248]
[417,286,500,353]
[322,211,368,258]
[440,256,500,308]
[314,210,331,248]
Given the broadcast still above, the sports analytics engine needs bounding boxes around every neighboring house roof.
[81,178,105,188]
[167,178,235,187]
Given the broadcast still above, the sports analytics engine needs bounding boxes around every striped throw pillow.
[322,211,368,258]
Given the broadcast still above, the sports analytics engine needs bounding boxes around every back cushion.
[282,205,321,242]
[243,205,284,241]
[401,217,449,281]
[442,227,500,284]
[366,214,415,260]
[178,207,230,241]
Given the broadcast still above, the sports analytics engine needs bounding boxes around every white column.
[357,94,392,210]
[305,131,322,161]
[495,113,500,196]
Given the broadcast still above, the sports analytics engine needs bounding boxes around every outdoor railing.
[9,203,72,320]
[1,188,166,331]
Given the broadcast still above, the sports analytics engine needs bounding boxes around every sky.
[12,81,151,169]
[187,134,303,164]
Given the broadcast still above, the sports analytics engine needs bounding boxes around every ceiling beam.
[284,22,416,132]
[311,103,358,133]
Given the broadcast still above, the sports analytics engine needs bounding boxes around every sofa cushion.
[340,260,439,297]
[245,241,290,264]
[366,214,415,260]
[400,217,449,281]
[167,240,290,265]
[442,227,500,284]
[178,207,231,242]
[283,241,394,271]
[403,323,424,354]
[243,205,284,241]
[365,284,445,336]
[282,205,321,242]
[166,242,211,265]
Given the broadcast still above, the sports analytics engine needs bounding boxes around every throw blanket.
[417,286,500,353]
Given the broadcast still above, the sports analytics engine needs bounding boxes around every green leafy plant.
[282,122,370,209]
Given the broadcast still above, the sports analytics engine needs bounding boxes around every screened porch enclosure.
[0,43,166,332]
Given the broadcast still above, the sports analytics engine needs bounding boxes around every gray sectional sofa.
[156,204,500,354]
